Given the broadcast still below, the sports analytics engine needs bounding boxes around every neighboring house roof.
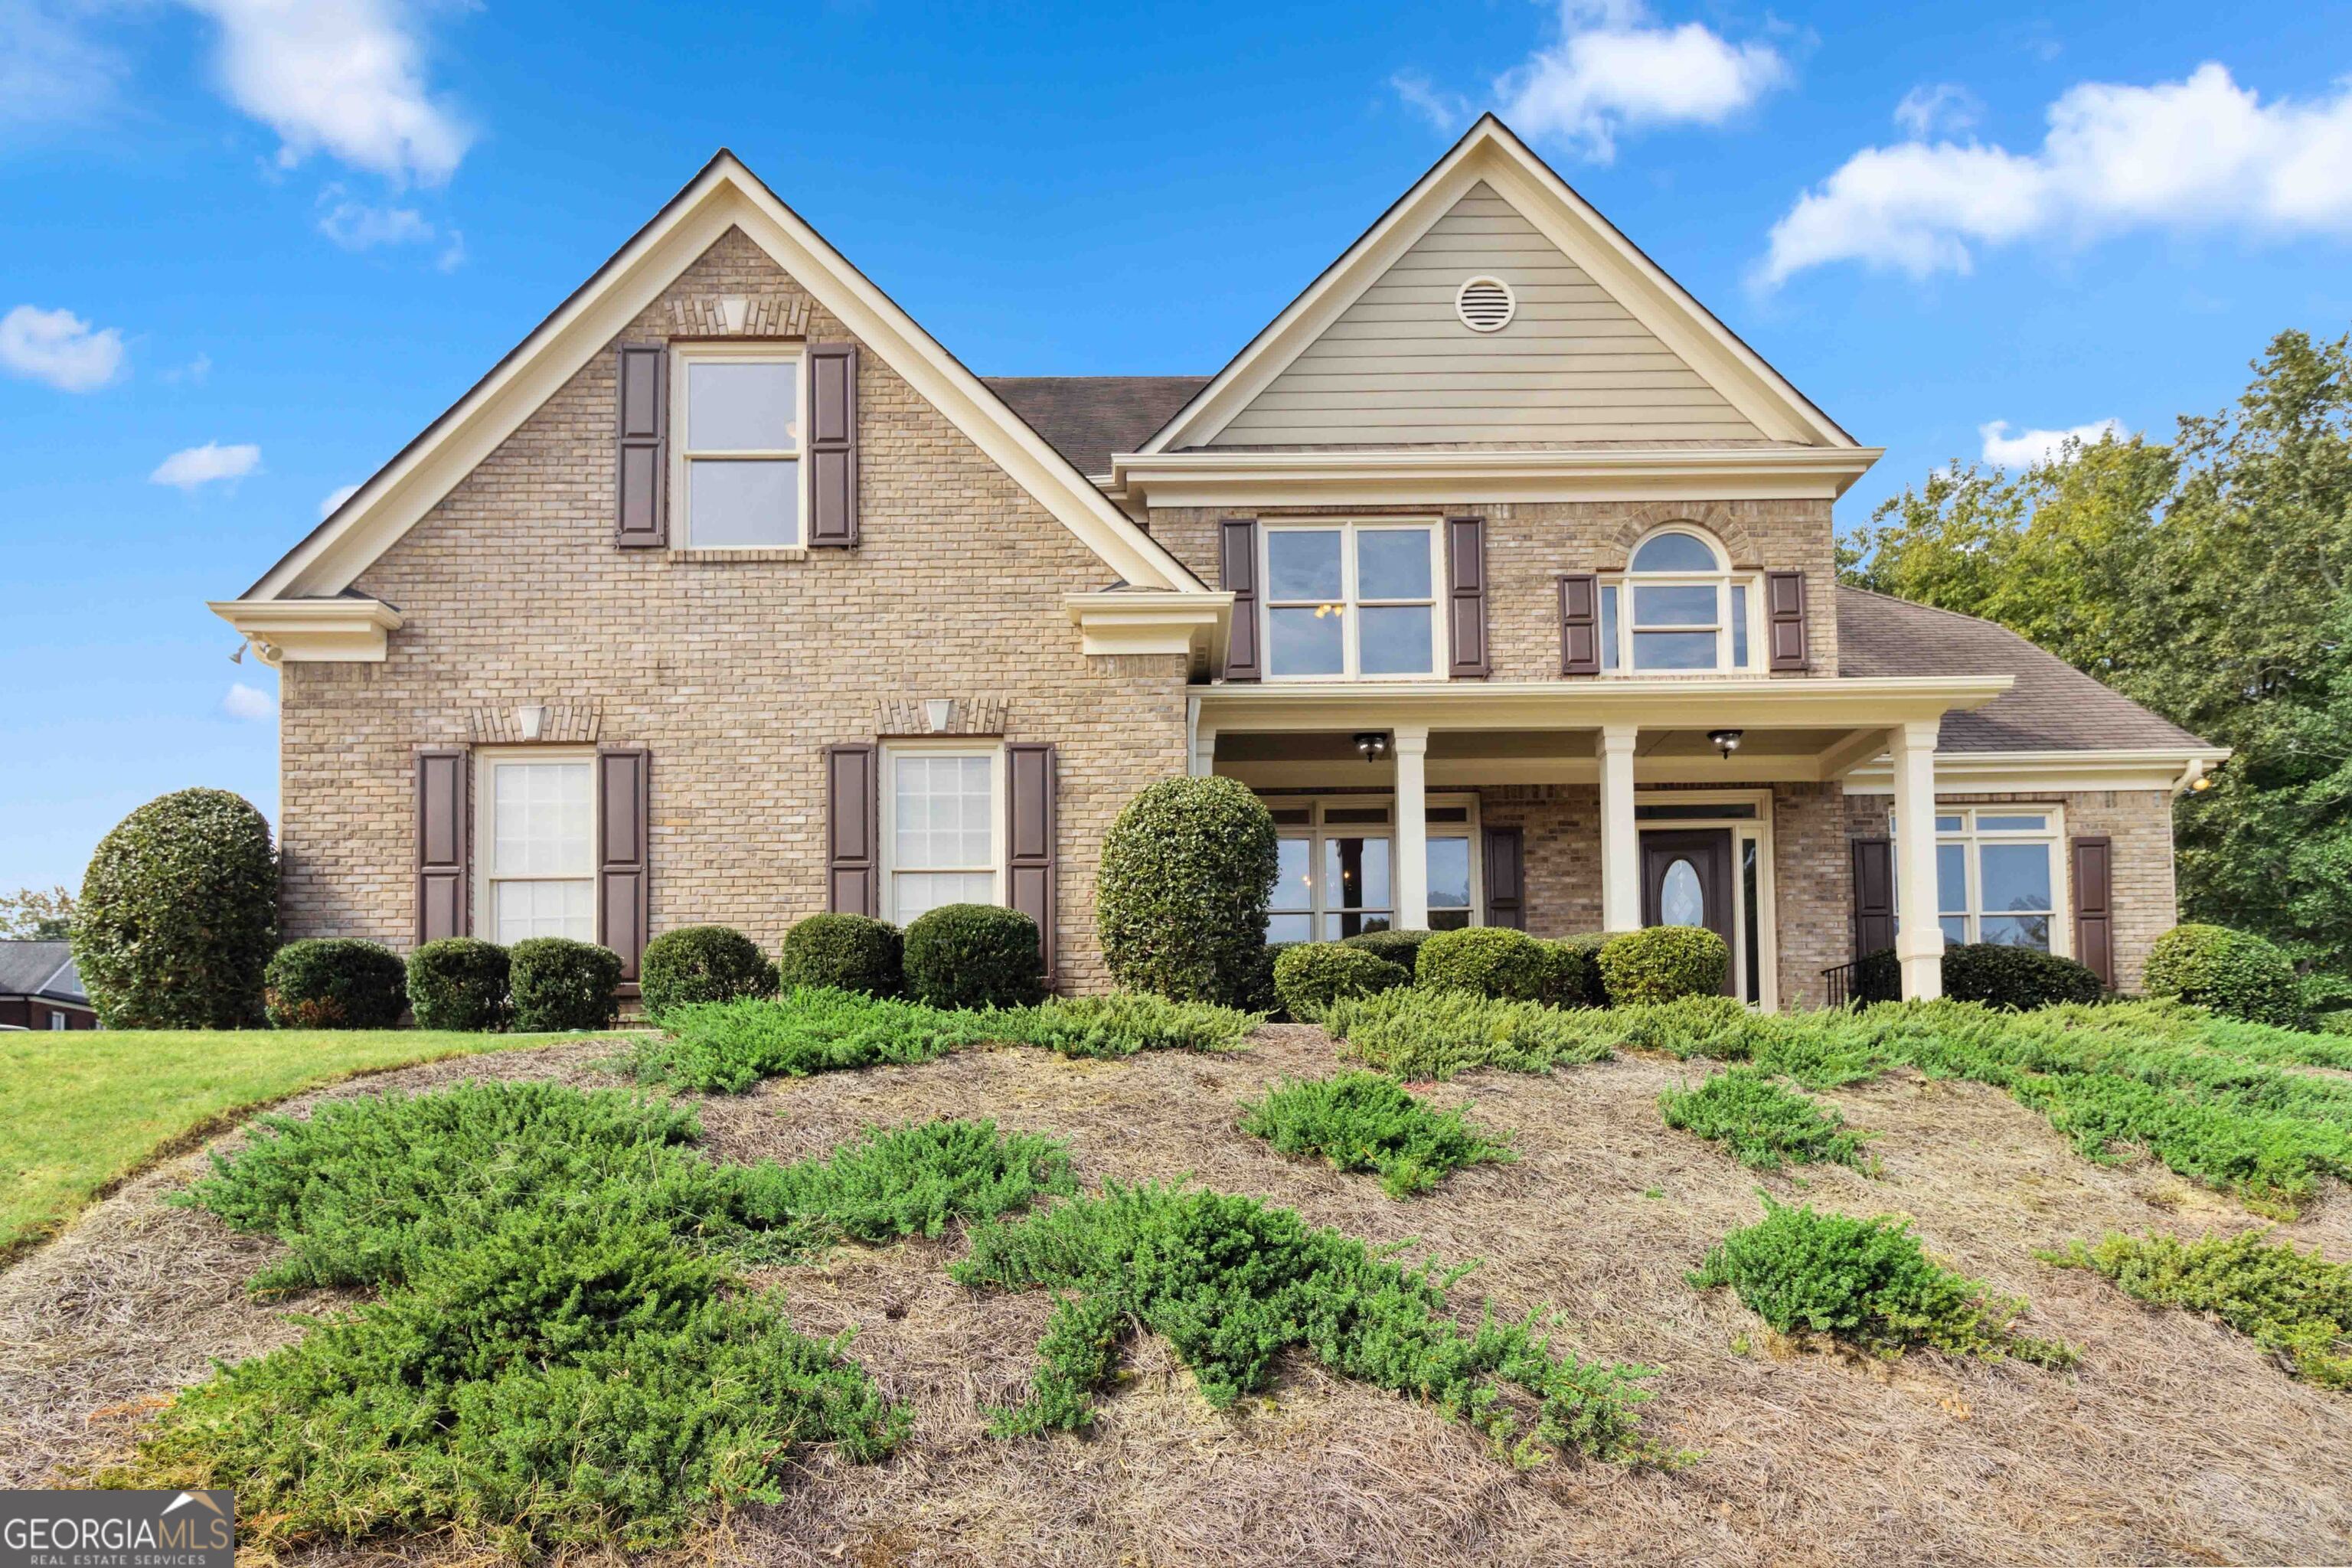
[1838,588,2210,754]
[0,941,88,1004]
[986,377,1210,476]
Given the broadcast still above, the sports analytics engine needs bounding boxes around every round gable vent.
[1455,276,1516,333]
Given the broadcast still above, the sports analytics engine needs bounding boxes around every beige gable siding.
[1210,182,1766,447]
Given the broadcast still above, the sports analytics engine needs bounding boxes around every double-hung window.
[675,347,803,547]
[482,753,596,944]
[1263,521,1443,679]
[1599,528,1761,674]
[1897,807,2065,952]
[882,745,1003,926]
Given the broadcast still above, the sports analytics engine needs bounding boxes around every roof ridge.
[1838,583,2045,644]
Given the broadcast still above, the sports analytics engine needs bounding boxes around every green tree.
[1846,329,2352,998]
[0,885,75,940]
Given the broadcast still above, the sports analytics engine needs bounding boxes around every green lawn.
[0,1028,598,1263]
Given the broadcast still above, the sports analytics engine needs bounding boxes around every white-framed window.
[1261,521,1446,680]
[672,344,805,548]
[1909,807,2066,952]
[1599,526,1762,675]
[881,743,1004,926]
[48,1010,67,1031]
[1264,793,1481,941]
[479,750,597,945]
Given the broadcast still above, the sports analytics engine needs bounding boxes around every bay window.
[882,745,1003,926]
[675,346,803,547]
[1263,521,1443,679]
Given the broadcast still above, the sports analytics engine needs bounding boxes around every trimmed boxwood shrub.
[1272,942,1411,1023]
[263,939,407,1030]
[508,938,622,1031]
[1596,926,1727,1005]
[1096,777,1279,1005]
[1240,942,1293,1020]
[74,787,278,1029]
[1341,928,1436,970]
[2145,923,2307,1027]
[777,913,903,998]
[1942,942,2103,1010]
[903,903,1045,1011]
[406,938,509,1031]
[640,925,777,1014]
[1415,926,1583,1006]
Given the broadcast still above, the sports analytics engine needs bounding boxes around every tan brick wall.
[279,227,1189,989]
[1151,496,1841,677]
[1842,789,2179,993]
[1474,786,1601,936]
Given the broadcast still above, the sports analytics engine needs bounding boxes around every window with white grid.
[485,758,595,944]
[886,749,1001,925]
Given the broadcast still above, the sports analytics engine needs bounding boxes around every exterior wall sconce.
[517,704,548,741]
[1707,728,1744,760]
[1353,730,1391,761]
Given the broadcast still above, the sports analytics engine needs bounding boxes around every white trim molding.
[1063,590,1232,660]
[209,596,404,665]
[1843,746,2233,795]
[1106,446,1883,511]
[1196,674,2011,735]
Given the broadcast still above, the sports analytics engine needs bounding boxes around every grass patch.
[1658,1068,1874,1172]
[2043,1229,2352,1389]
[1321,988,1614,1080]
[1240,1071,1515,1197]
[632,986,1258,1093]
[0,1027,559,1263]
[1690,1194,2076,1368]
[949,1180,1673,1466]
[126,1083,1075,1551]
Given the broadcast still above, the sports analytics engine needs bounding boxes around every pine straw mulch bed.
[5,1026,2352,1567]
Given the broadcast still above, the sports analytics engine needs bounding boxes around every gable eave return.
[209,596,405,666]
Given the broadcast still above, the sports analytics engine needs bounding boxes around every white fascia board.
[1841,746,2234,795]
[1110,446,1883,509]
[1195,675,2011,733]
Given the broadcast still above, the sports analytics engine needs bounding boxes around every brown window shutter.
[1766,570,1809,671]
[807,342,860,547]
[1220,518,1262,681]
[2072,835,2114,989]
[1850,837,1895,959]
[615,342,667,548]
[1558,573,1601,675]
[1006,742,1057,982]
[825,744,879,916]
[1483,825,1526,930]
[415,748,470,944]
[597,749,651,985]
[1446,515,1489,678]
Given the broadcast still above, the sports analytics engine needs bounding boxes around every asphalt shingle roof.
[0,941,84,1001]
[985,377,1209,476]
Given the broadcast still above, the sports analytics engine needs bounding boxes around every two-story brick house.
[211,117,2223,1008]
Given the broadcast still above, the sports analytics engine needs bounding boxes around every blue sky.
[5,0,2351,893]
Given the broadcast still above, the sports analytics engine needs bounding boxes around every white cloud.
[1980,417,2125,469]
[182,0,472,185]
[318,482,360,518]
[1494,0,1788,162]
[0,0,126,132]
[1390,70,1470,132]
[1894,82,1980,138]
[433,227,465,271]
[0,303,126,391]
[221,681,277,720]
[1762,64,2352,285]
[160,351,213,384]
[151,441,262,489]
[317,191,435,249]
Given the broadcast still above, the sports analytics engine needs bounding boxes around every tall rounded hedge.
[1415,927,1584,1006]
[74,787,278,1028]
[407,938,510,1031]
[1941,942,2103,1010]
[1272,942,1411,1023]
[903,903,1044,1010]
[639,925,777,1014]
[1097,777,1279,1006]
[2145,923,2305,1027]
[508,937,622,1031]
[1596,926,1728,1005]
[263,939,407,1030]
[778,913,903,998]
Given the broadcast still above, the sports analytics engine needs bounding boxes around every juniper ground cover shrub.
[1322,987,1615,1080]
[2043,1229,2352,1390]
[1010,991,1259,1060]
[1658,1068,1874,1172]
[1240,1071,1514,1197]
[949,1181,1671,1465]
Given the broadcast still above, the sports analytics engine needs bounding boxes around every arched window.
[1609,527,1758,673]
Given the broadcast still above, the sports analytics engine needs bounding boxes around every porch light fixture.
[1707,728,1744,760]
[1353,730,1391,761]
[517,704,547,741]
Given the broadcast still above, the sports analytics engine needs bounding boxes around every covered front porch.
[1189,678,2011,1008]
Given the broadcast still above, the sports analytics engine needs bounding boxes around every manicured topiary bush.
[74,787,278,1029]
[508,938,622,1031]
[1415,926,1583,1006]
[1596,925,1728,1006]
[2145,923,2307,1027]
[777,913,903,998]
[1941,942,2103,1010]
[262,939,407,1030]
[1096,777,1279,1005]
[903,903,1045,1010]
[640,925,777,1014]
[406,938,510,1031]
[1240,942,1293,1019]
[1342,928,1436,970]
[1272,942,1412,1024]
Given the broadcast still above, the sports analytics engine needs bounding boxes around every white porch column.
[1188,725,1217,778]
[1393,725,1429,932]
[1598,723,1641,932]
[1890,720,1944,1000]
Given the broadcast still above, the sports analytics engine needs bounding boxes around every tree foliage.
[0,885,74,940]
[1845,329,2352,995]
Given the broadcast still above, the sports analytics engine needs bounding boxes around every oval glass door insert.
[1660,858,1705,926]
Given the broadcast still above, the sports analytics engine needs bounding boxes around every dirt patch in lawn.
[5,1027,2351,1566]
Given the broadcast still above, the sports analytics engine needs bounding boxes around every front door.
[1639,828,1736,996]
